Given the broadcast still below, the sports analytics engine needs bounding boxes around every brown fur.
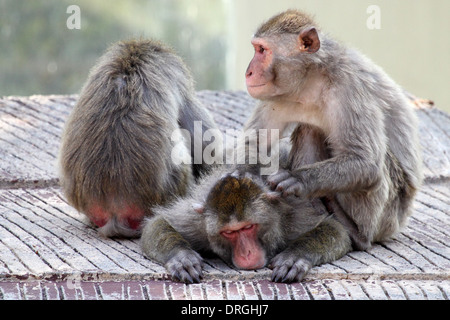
[206,176,261,222]
[255,9,316,37]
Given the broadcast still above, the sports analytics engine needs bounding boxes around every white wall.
[227,0,450,111]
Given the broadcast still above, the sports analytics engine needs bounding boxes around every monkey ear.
[192,202,205,214]
[299,27,320,53]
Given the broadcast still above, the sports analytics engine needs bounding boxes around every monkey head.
[192,174,286,270]
[245,9,321,100]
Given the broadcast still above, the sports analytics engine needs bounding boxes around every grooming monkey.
[242,10,423,249]
[141,139,352,283]
[59,39,217,237]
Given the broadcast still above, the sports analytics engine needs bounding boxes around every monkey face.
[246,11,321,101]
[203,202,286,270]
[202,210,268,270]
[245,38,277,99]
[219,220,266,270]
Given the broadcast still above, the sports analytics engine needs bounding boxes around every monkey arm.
[270,217,351,283]
[269,154,380,198]
[141,215,204,283]
[178,96,219,177]
[300,155,380,196]
[269,95,386,198]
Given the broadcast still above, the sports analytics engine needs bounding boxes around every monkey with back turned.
[241,9,422,250]
[59,39,217,237]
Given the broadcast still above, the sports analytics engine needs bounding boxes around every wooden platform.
[0,91,448,300]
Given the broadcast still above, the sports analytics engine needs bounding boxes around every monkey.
[141,168,351,283]
[141,137,353,284]
[241,9,423,250]
[58,39,218,237]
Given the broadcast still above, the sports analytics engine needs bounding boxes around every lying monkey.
[141,167,351,283]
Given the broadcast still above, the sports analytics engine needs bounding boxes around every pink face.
[245,28,320,100]
[220,220,266,270]
[245,38,275,99]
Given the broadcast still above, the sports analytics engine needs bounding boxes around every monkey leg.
[141,216,203,283]
[269,218,351,283]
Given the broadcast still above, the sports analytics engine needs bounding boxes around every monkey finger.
[169,265,198,284]
[186,262,203,283]
[180,255,203,283]
[271,265,289,283]
[193,260,204,278]
[267,170,291,189]
[179,270,195,284]
[270,260,293,283]
[281,267,298,283]
[282,263,305,283]
[291,259,312,282]
[284,183,304,198]
[275,177,298,192]
[168,266,189,283]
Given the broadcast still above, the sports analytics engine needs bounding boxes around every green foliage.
[0,0,227,95]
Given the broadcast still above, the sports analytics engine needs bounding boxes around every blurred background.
[0,0,449,111]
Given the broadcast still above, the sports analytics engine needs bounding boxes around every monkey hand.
[267,169,305,198]
[269,251,312,283]
[165,249,204,284]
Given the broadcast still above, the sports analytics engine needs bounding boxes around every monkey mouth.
[247,84,266,88]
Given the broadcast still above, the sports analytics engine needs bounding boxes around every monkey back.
[58,39,196,236]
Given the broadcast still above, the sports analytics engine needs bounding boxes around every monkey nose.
[246,70,253,78]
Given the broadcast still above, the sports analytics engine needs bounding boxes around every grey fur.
[245,10,422,248]
[59,39,217,237]
[141,159,352,283]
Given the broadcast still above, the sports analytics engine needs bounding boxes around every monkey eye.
[258,46,265,54]
[243,224,254,230]
[221,230,235,239]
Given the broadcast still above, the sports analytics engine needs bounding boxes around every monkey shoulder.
[151,199,209,244]
[279,197,328,237]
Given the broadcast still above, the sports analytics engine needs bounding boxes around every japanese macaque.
[142,137,354,283]
[59,39,217,237]
[141,165,351,283]
[243,10,423,249]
